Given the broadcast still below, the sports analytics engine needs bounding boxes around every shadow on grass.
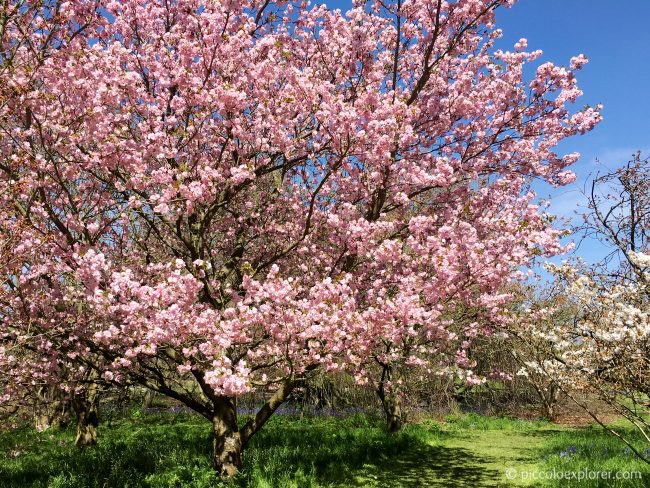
[346,443,503,487]
[0,413,549,487]
[239,416,503,487]
[520,429,567,437]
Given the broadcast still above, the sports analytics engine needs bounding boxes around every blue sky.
[495,0,650,265]
[325,0,650,265]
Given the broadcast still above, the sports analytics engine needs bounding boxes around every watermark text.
[504,467,643,482]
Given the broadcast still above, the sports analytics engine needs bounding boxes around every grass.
[538,422,650,488]
[0,411,648,487]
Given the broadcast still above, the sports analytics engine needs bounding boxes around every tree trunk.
[72,384,100,448]
[34,387,71,432]
[142,390,155,409]
[542,401,555,421]
[533,380,562,421]
[377,365,405,433]
[209,379,297,479]
[543,383,562,421]
[212,398,243,478]
[382,390,404,433]
[34,412,54,432]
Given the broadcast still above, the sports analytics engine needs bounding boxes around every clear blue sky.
[325,0,650,265]
[496,0,650,266]
[495,0,650,231]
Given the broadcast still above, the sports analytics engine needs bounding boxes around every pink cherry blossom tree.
[0,213,105,445]
[0,0,600,476]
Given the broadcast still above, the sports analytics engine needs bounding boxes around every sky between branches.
[327,0,650,267]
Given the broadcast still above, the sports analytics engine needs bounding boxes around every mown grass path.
[347,418,564,487]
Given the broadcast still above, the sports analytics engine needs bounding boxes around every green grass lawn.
[0,411,648,487]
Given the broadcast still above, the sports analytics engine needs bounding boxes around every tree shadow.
[241,417,547,487]
[346,443,503,487]
[521,428,568,438]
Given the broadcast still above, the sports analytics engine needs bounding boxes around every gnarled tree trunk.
[142,389,155,409]
[377,364,405,433]
[72,383,100,448]
[212,398,243,478]
[210,378,297,478]
[33,387,72,432]
[382,390,404,433]
[540,382,562,421]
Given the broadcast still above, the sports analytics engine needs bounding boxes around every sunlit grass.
[0,411,648,487]
[539,424,650,488]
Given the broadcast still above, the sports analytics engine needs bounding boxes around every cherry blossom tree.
[0,0,600,476]
[0,223,105,445]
